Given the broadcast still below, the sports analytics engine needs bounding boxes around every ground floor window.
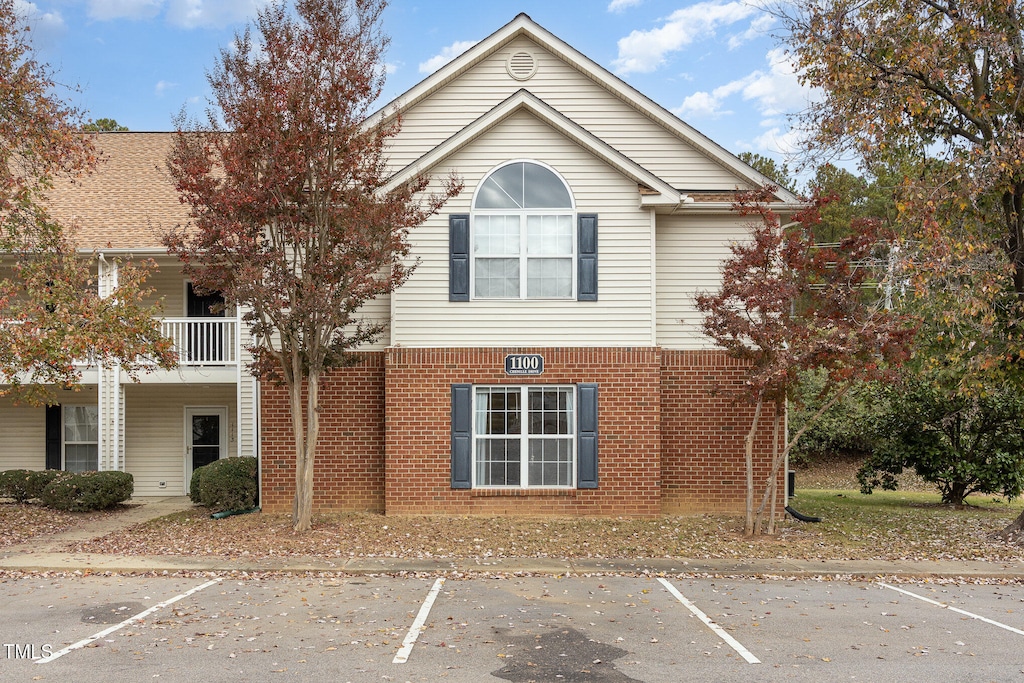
[63,405,98,472]
[474,385,575,487]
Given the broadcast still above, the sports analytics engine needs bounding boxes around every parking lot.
[1,573,1022,682]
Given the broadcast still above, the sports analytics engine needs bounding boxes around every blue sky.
[17,0,811,167]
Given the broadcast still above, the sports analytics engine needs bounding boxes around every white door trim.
[184,405,228,494]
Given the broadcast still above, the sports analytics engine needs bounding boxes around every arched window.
[471,161,575,299]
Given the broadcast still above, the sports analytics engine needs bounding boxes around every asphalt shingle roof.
[46,132,189,251]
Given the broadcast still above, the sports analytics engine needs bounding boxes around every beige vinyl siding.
[123,384,237,496]
[142,262,186,314]
[0,387,100,471]
[656,212,750,349]
[0,399,46,470]
[393,110,654,348]
[388,36,748,191]
[350,293,391,351]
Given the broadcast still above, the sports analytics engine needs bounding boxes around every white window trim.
[471,385,577,489]
[469,160,577,301]
[62,405,99,473]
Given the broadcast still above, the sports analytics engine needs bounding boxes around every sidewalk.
[1,496,1022,579]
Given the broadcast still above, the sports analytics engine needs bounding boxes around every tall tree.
[82,118,128,132]
[697,188,915,535]
[0,0,173,402]
[779,0,1024,538]
[166,0,461,531]
[737,152,796,193]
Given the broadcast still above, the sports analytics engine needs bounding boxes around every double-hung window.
[63,405,98,472]
[474,386,575,487]
[472,161,575,299]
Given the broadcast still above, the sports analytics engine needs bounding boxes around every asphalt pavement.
[1,496,1022,579]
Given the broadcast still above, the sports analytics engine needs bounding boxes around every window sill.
[469,488,578,498]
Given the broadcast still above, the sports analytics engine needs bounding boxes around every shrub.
[789,372,883,465]
[39,471,134,512]
[189,467,204,506]
[0,469,65,502]
[190,457,257,513]
[858,380,1024,505]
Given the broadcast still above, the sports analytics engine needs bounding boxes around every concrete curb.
[1,551,1022,579]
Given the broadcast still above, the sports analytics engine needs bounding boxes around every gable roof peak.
[371,14,800,205]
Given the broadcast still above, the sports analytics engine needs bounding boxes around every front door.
[185,407,227,490]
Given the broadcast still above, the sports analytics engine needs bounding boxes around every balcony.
[160,318,239,366]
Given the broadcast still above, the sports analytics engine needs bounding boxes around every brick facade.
[385,347,663,517]
[259,352,386,513]
[259,347,781,518]
[660,350,780,514]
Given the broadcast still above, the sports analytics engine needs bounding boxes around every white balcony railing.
[160,318,238,366]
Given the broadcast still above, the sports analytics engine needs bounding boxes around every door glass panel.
[191,414,221,470]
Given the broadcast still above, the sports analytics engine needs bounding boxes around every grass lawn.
[55,486,1024,562]
[787,488,1024,561]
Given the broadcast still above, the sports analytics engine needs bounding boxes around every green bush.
[39,471,134,512]
[190,457,257,513]
[0,469,65,502]
[858,380,1024,506]
[189,467,204,506]
[789,372,883,465]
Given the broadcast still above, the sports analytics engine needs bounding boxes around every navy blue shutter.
[45,405,61,470]
[577,384,598,488]
[451,384,473,488]
[449,214,470,302]
[577,214,598,301]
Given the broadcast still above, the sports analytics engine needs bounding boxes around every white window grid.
[63,405,99,473]
[472,385,576,489]
[471,210,577,299]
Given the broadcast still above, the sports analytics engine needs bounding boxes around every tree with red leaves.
[166,0,461,531]
[697,188,916,535]
[0,0,173,403]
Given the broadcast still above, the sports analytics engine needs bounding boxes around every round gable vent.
[507,51,538,81]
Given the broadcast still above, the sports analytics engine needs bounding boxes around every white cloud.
[418,40,478,74]
[675,91,728,119]
[727,13,775,50]
[154,79,177,96]
[675,48,808,121]
[13,1,66,46]
[608,0,643,12]
[612,1,758,74]
[84,0,266,27]
[165,0,268,29]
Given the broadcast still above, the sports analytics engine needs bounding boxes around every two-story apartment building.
[257,15,800,517]
[0,14,797,517]
[0,133,260,497]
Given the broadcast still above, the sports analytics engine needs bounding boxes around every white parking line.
[36,577,224,664]
[658,578,761,664]
[879,582,1024,636]
[393,577,445,664]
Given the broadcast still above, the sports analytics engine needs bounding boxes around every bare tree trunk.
[744,396,764,536]
[293,370,321,532]
[999,508,1024,540]
[754,385,851,535]
[287,371,307,527]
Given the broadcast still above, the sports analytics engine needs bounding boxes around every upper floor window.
[472,161,575,299]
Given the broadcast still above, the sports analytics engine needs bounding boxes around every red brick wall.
[660,350,782,514]
[259,352,386,513]
[257,347,783,519]
[384,347,663,517]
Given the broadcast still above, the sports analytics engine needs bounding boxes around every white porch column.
[96,255,125,471]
